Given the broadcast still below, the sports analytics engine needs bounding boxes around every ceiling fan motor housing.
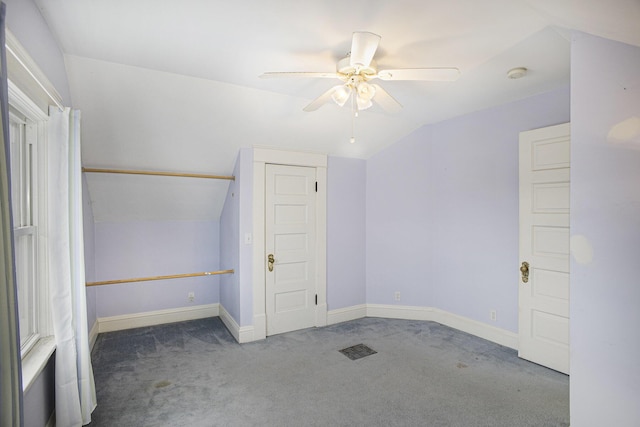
[337,56,377,79]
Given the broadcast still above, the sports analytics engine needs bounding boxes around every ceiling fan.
[260,31,460,114]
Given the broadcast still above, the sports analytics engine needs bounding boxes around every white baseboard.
[218,304,255,344]
[366,304,518,350]
[89,320,99,351]
[97,304,219,333]
[252,313,267,341]
[326,303,517,349]
[366,303,436,320]
[92,302,517,350]
[327,304,367,325]
[434,307,518,350]
[239,303,516,349]
[316,303,328,327]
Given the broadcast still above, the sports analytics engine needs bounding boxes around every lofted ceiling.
[33,0,640,222]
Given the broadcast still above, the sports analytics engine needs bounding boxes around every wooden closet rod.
[82,167,235,181]
[85,269,234,287]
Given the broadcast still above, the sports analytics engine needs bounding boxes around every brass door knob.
[268,254,275,272]
[520,261,529,283]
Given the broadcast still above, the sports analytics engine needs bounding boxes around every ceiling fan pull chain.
[350,93,356,144]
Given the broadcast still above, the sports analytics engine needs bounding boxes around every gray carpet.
[88,317,569,426]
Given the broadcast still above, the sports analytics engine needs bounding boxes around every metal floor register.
[339,344,377,360]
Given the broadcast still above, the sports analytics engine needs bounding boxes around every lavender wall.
[82,174,97,329]
[570,33,640,426]
[367,85,570,332]
[94,220,220,317]
[220,152,241,323]
[22,355,55,427]
[327,156,367,309]
[237,148,254,326]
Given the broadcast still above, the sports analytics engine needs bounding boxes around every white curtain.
[48,107,96,426]
[0,3,24,425]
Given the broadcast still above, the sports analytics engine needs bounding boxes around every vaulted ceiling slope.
[34,0,640,222]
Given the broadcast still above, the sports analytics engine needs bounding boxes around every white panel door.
[519,122,570,374]
[265,164,317,336]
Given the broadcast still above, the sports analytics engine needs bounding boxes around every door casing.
[252,148,327,340]
[518,123,571,374]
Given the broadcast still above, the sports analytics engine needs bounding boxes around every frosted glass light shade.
[356,82,375,110]
[332,85,352,107]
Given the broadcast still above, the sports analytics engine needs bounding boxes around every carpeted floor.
[88,317,569,426]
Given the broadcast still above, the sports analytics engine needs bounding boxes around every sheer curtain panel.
[0,2,24,426]
[48,107,97,426]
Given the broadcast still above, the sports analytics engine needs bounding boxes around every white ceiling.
[33,0,640,222]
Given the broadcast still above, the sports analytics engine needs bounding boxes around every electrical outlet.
[394,292,401,301]
[188,292,195,302]
[490,310,497,321]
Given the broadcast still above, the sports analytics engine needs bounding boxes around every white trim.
[8,80,49,121]
[252,160,267,340]
[251,313,267,342]
[21,336,55,393]
[218,304,240,341]
[89,320,99,351]
[253,146,328,167]
[9,82,53,357]
[97,304,219,333]
[252,147,328,339]
[366,304,519,349]
[327,304,367,325]
[366,303,437,321]
[219,304,256,344]
[5,29,64,111]
[315,166,328,328]
[240,303,517,349]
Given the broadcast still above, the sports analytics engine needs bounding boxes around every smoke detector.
[507,67,528,79]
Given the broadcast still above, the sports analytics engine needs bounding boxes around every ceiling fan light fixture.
[264,31,457,117]
[332,85,352,107]
[357,81,376,100]
[356,95,373,111]
[355,81,375,110]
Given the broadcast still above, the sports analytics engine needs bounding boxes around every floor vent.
[339,343,377,360]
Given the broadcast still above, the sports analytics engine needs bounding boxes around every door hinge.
[315,181,318,192]
[315,294,318,305]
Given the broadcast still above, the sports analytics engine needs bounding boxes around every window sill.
[21,336,55,393]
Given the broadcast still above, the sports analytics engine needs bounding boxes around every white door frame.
[518,123,571,374]
[252,147,327,340]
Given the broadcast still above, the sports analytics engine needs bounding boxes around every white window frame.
[8,80,54,391]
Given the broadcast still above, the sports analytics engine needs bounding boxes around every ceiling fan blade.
[303,85,342,112]
[376,68,460,81]
[350,32,381,68]
[371,84,402,113]
[260,71,339,79]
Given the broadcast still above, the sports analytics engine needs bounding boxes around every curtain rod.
[85,270,234,287]
[82,167,235,181]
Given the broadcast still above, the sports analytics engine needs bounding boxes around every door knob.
[268,254,275,272]
[520,261,529,283]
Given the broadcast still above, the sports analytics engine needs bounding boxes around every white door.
[265,164,317,336]
[519,123,570,374]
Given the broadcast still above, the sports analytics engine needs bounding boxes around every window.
[8,82,50,359]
